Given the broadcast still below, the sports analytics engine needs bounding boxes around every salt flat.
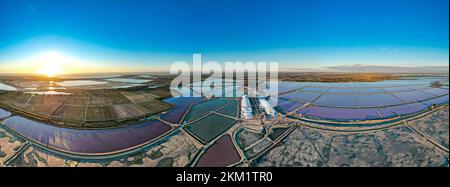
[56,80,108,87]
[0,83,17,91]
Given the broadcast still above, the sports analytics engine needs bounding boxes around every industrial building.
[258,97,278,117]
[241,95,254,119]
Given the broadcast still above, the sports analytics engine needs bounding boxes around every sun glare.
[34,51,68,77]
[37,61,64,77]
[8,50,120,75]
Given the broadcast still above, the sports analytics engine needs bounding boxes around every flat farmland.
[2,95,31,110]
[0,90,175,128]
[138,100,173,114]
[113,103,146,119]
[85,106,117,121]
[28,95,69,105]
[0,93,66,117]
[12,93,31,104]
[52,105,87,124]
[108,92,131,104]
[122,91,159,103]
[0,92,17,101]
[3,93,31,108]
[88,96,111,105]
[26,103,62,116]
[65,95,89,105]
[149,89,172,98]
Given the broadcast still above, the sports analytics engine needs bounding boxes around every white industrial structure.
[241,95,254,119]
[258,97,278,117]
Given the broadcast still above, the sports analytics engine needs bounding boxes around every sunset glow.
[37,61,64,77]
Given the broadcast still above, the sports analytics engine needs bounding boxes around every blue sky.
[0,0,448,73]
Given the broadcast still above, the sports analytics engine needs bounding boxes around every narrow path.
[3,142,30,166]
[407,125,449,154]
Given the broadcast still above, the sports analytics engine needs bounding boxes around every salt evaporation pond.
[275,78,449,122]
[163,97,205,107]
[105,78,151,84]
[195,135,241,167]
[2,116,172,155]
[56,80,107,87]
[0,108,11,119]
[24,91,72,95]
[0,83,17,91]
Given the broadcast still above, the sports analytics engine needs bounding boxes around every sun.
[37,61,64,77]
[34,51,68,77]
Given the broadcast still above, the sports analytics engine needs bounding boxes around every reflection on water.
[276,76,449,122]
[105,78,152,84]
[195,135,241,167]
[0,108,11,119]
[111,84,145,89]
[280,76,449,88]
[1,76,447,156]
[24,91,72,95]
[0,83,17,91]
[56,80,107,87]
[3,116,172,155]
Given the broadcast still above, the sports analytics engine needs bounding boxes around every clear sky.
[0,0,448,74]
